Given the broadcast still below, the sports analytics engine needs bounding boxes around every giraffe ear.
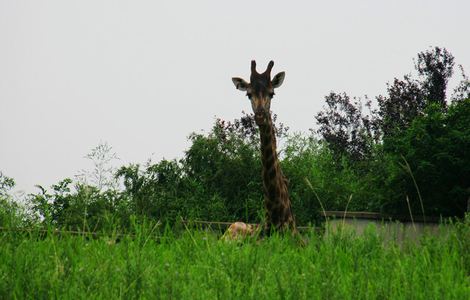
[271,72,285,88]
[232,77,249,91]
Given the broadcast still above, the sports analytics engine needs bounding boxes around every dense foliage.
[315,46,469,219]
[0,173,23,228]
[383,100,470,217]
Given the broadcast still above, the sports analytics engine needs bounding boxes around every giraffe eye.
[246,93,252,99]
[269,92,275,98]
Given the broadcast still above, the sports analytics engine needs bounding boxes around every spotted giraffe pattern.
[258,114,296,234]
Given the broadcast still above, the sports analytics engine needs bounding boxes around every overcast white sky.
[1,0,469,194]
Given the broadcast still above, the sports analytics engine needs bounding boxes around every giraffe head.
[232,60,285,125]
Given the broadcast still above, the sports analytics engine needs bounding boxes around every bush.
[383,99,470,217]
[29,179,128,231]
[183,120,263,222]
[281,135,389,224]
[0,172,28,228]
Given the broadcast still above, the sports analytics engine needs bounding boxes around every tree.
[384,99,470,217]
[315,92,379,161]
[0,172,22,227]
[377,47,455,141]
[415,46,455,106]
[377,75,426,139]
[451,65,470,103]
[0,172,15,197]
[183,116,263,222]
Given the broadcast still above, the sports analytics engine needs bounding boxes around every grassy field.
[0,221,469,299]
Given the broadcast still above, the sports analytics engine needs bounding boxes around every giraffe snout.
[255,110,266,124]
[255,108,265,115]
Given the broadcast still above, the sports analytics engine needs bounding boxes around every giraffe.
[230,60,297,236]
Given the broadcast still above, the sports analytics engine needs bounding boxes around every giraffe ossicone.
[225,60,297,240]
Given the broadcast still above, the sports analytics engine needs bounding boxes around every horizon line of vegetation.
[1,46,469,232]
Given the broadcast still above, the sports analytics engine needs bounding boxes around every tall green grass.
[0,220,468,299]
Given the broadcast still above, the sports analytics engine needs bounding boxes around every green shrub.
[29,179,128,231]
[282,135,389,224]
[0,172,28,228]
[383,99,470,217]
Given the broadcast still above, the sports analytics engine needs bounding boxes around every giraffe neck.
[259,114,281,189]
[258,113,295,233]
